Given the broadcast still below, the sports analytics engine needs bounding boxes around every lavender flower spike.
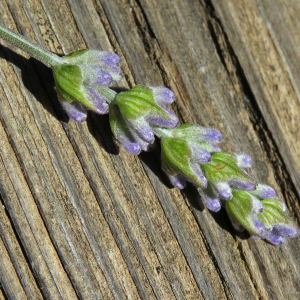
[53,49,122,122]
[109,85,178,155]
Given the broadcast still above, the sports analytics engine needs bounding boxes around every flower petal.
[235,153,252,168]
[61,101,87,122]
[147,107,179,128]
[214,182,232,200]
[199,184,222,212]
[252,184,277,199]
[190,163,208,188]
[189,143,211,163]
[150,86,175,105]
[126,118,155,143]
[274,224,298,238]
[266,231,286,245]
[85,87,109,114]
[229,179,256,191]
[167,174,187,189]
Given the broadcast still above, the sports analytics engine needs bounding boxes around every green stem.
[98,86,117,104]
[152,126,173,138]
[0,24,63,67]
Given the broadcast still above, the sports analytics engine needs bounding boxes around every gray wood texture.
[0,0,299,299]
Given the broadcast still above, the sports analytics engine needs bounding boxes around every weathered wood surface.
[0,0,299,299]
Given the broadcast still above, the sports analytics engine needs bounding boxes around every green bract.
[258,198,295,229]
[202,152,256,187]
[161,137,206,186]
[115,85,172,121]
[53,63,93,108]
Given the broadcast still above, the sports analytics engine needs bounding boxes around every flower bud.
[53,49,122,122]
[226,187,298,245]
[160,124,222,189]
[110,85,178,155]
[258,198,298,245]
[202,152,257,201]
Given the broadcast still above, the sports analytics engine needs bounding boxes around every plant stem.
[0,24,62,67]
[98,86,117,104]
[152,127,173,138]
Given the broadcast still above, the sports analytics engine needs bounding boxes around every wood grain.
[0,0,299,299]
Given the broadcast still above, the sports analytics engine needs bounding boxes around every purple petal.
[87,50,122,68]
[274,224,298,238]
[86,87,109,114]
[61,101,87,122]
[117,130,151,154]
[148,107,179,128]
[167,174,187,189]
[150,87,175,105]
[252,235,262,240]
[201,128,223,144]
[126,118,155,143]
[87,69,113,86]
[199,184,221,212]
[206,199,222,212]
[190,143,211,163]
[266,231,286,245]
[254,184,277,199]
[100,52,122,67]
[135,134,153,152]
[214,182,232,200]
[122,140,141,155]
[252,218,266,236]
[235,153,252,168]
[114,130,141,155]
[229,179,256,191]
[190,163,208,188]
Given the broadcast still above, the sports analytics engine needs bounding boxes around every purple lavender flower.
[109,85,178,155]
[53,50,122,122]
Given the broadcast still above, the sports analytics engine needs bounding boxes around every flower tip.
[267,233,286,246]
[207,129,223,143]
[255,184,277,199]
[274,225,298,238]
[102,52,122,67]
[168,174,187,189]
[236,153,252,168]
[206,199,222,212]
[214,182,233,200]
[150,86,175,104]
[61,101,87,122]
[124,143,141,155]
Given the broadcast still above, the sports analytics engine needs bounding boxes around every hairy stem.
[0,24,62,67]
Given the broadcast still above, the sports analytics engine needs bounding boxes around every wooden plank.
[0,200,43,299]
[0,0,299,299]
